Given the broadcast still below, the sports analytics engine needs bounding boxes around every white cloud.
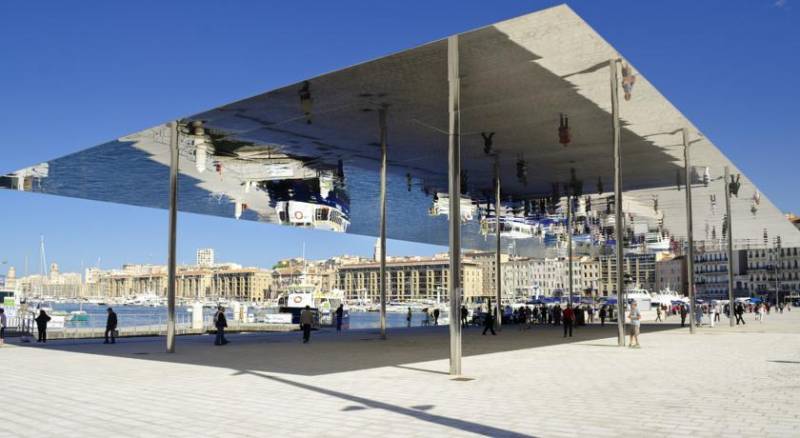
[774,0,788,8]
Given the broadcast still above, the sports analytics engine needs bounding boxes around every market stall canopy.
[3,5,798,255]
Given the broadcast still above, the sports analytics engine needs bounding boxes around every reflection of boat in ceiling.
[430,193,477,221]
[265,177,350,232]
[276,200,349,232]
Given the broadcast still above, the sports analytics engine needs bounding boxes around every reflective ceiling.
[3,5,798,255]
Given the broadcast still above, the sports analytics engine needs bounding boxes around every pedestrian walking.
[214,306,229,346]
[335,304,344,333]
[599,305,607,326]
[433,308,440,326]
[714,304,721,322]
[300,305,313,343]
[35,309,50,343]
[562,304,574,338]
[735,302,746,325]
[680,305,688,327]
[0,308,6,346]
[104,307,118,344]
[482,309,496,336]
[628,301,642,348]
[655,306,662,322]
[461,305,469,328]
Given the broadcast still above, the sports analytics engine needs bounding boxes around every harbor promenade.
[1,311,798,437]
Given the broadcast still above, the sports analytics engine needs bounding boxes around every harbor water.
[45,303,438,330]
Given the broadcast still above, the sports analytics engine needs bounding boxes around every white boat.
[651,288,684,307]
[626,287,653,310]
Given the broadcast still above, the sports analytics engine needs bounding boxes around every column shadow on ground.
[13,322,681,377]
[236,369,535,438]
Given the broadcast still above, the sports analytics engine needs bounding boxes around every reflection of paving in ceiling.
[2,4,798,252]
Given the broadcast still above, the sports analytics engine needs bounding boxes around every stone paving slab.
[1,311,798,437]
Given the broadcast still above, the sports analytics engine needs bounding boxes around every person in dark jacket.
[599,305,607,326]
[680,304,688,327]
[35,309,51,343]
[104,307,118,344]
[735,302,746,325]
[433,308,440,326]
[300,305,313,343]
[482,308,496,336]
[214,306,228,346]
[335,304,344,333]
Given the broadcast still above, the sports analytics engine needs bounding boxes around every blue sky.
[0,0,797,274]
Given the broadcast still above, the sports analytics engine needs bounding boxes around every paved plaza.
[1,311,799,437]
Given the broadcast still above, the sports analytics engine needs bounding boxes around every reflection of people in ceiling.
[621,63,636,101]
[299,81,313,124]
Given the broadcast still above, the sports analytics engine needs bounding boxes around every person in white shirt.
[628,302,642,348]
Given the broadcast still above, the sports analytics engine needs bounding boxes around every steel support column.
[724,166,735,327]
[494,158,502,330]
[447,35,462,376]
[683,128,696,334]
[378,107,388,340]
[166,121,179,353]
[610,59,625,346]
[567,194,574,307]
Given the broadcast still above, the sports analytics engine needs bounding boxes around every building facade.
[693,249,748,300]
[598,253,657,296]
[335,256,484,302]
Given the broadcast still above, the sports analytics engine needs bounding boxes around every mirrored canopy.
[3,5,798,255]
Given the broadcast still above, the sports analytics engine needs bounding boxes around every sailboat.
[68,301,89,322]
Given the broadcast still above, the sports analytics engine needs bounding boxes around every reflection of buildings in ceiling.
[126,124,350,230]
[0,163,49,191]
[469,192,674,254]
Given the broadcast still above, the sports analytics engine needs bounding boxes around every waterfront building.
[336,255,484,302]
[464,250,509,299]
[654,255,687,295]
[746,245,800,301]
[17,262,83,298]
[502,256,599,298]
[693,249,748,300]
[598,253,657,295]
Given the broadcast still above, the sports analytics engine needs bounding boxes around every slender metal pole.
[447,35,462,376]
[775,240,781,307]
[494,158,502,331]
[610,59,625,346]
[378,107,388,340]
[683,128,696,334]
[724,166,735,327]
[568,194,574,307]
[166,121,179,353]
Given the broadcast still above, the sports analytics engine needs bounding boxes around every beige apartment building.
[335,256,485,302]
[96,265,272,302]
